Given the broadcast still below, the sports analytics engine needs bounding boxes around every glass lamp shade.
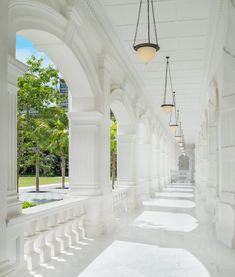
[175,135,182,142]
[169,124,178,132]
[134,43,160,64]
[161,104,174,113]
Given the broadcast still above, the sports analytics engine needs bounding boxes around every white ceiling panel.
[100,0,212,143]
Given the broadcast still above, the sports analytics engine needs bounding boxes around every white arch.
[10,0,102,109]
[110,88,135,134]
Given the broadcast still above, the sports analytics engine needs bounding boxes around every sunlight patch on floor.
[143,198,196,209]
[164,187,194,193]
[133,211,198,232]
[78,241,210,277]
[155,192,194,199]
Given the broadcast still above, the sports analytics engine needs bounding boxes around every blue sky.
[16,34,55,67]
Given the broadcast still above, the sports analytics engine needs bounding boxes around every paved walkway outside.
[27,183,235,277]
[19,183,69,204]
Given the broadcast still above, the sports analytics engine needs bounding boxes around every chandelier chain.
[163,57,169,104]
[133,0,143,47]
[147,0,150,43]
[151,0,158,44]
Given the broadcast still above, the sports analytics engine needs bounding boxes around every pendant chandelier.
[133,0,160,63]
[175,121,182,142]
[169,93,178,132]
[161,56,174,113]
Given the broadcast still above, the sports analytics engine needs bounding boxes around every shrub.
[22,201,37,209]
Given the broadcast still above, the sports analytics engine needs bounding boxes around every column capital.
[116,134,136,142]
[68,111,103,125]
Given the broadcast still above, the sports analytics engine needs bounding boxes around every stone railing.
[7,188,137,273]
[22,198,86,271]
[112,189,128,215]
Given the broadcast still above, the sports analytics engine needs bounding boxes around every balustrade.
[112,189,128,215]
[22,198,85,271]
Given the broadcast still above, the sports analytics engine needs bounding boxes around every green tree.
[17,114,34,191]
[17,55,64,192]
[110,111,117,189]
[46,107,69,188]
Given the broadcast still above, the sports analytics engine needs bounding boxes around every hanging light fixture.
[161,56,174,113]
[169,92,178,132]
[175,121,182,142]
[133,0,160,63]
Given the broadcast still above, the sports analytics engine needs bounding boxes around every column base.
[84,194,115,237]
[137,179,151,200]
[7,192,21,218]
[149,177,159,198]
[70,184,101,196]
[116,181,135,187]
[205,187,217,218]
[115,182,139,210]
[0,260,15,277]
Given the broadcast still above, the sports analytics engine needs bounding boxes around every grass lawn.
[19,176,69,188]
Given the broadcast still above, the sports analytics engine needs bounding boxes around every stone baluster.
[24,221,40,271]
[46,213,61,257]
[56,211,69,251]
[34,217,51,264]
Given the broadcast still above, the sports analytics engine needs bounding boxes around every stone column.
[116,134,137,208]
[68,56,115,236]
[7,58,24,218]
[163,142,168,187]
[150,139,159,196]
[199,121,209,199]
[165,145,170,185]
[207,101,217,213]
[0,1,15,274]
[136,139,151,200]
[68,111,104,196]
[159,139,165,190]
[116,134,136,187]
[216,91,235,248]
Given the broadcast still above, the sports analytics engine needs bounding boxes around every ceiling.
[100,0,212,144]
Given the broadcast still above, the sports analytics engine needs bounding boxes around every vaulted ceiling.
[100,0,213,144]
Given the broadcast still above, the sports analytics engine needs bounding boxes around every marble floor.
[27,183,235,277]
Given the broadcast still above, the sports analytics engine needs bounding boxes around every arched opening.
[110,89,135,189]
[110,110,117,189]
[14,26,97,202]
[178,154,190,183]
[16,34,71,206]
[179,155,190,171]
[17,30,94,103]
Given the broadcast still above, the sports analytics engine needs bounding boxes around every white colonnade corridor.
[26,183,235,277]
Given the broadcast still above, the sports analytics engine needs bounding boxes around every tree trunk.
[111,152,116,190]
[35,143,40,192]
[17,162,20,193]
[61,154,66,189]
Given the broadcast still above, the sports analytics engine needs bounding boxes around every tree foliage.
[110,110,117,189]
[17,55,68,191]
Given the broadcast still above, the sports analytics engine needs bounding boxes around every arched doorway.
[10,1,104,199]
[16,34,70,202]
[110,88,136,189]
